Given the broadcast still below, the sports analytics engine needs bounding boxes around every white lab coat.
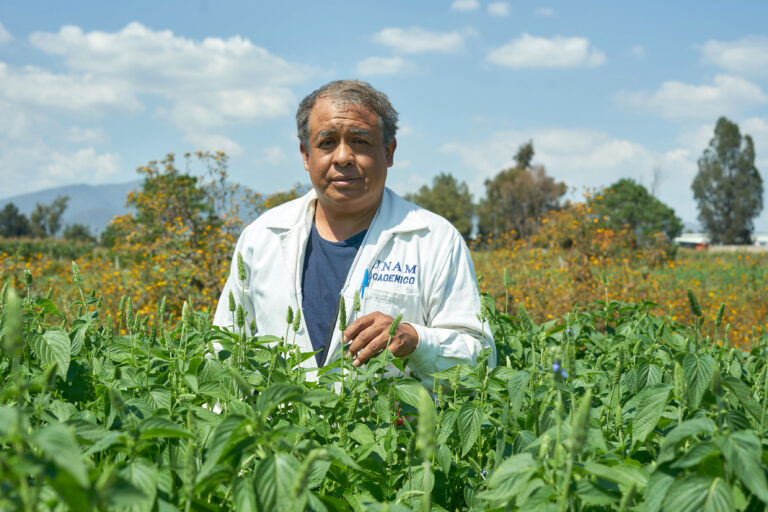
[213,187,496,385]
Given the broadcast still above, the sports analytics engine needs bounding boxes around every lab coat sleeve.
[404,233,496,380]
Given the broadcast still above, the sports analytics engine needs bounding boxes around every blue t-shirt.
[301,222,366,366]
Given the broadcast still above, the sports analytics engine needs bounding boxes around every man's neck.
[314,199,380,242]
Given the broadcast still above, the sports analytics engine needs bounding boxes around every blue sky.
[2,1,768,230]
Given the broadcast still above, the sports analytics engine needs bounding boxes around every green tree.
[0,203,31,238]
[478,142,566,240]
[692,117,763,244]
[263,183,312,211]
[590,178,683,242]
[29,195,69,237]
[404,173,474,241]
[62,223,96,243]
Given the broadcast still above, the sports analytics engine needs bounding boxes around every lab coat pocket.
[362,288,422,324]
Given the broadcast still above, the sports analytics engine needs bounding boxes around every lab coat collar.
[264,187,429,235]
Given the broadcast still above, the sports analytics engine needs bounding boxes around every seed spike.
[292,308,301,332]
[715,303,725,328]
[228,291,236,312]
[388,314,403,337]
[353,290,361,312]
[687,289,702,318]
[71,261,82,286]
[338,296,347,332]
[236,252,246,282]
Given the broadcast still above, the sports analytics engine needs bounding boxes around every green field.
[2,264,768,511]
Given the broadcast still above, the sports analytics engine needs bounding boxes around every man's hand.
[343,312,418,367]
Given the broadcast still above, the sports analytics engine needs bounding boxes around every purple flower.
[552,361,568,379]
[481,468,487,478]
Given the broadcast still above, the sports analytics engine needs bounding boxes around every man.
[214,80,495,384]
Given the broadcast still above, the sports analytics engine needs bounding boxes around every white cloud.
[0,62,141,114]
[388,171,425,197]
[0,21,12,44]
[487,33,605,68]
[66,126,108,145]
[29,22,307,89]
[373,26,466,54]
[441,127,700,220]
[44,147,120,182]
[451,0,479,11]
[356,56,416,76]
[488,2,510,16]
[0,100,31,139]
[616,74,767,119]
[25,22,308,130]
[184,133,243,157]
[534,7,555,16]
[698,36,768,75]
[631,45,646,58]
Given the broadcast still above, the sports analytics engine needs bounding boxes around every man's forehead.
[316,127,372,137]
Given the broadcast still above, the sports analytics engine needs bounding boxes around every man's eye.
[353,138,369,145]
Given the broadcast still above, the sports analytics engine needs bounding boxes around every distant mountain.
[0,181,141,235]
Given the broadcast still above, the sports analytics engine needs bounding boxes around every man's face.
[301,97,396,218]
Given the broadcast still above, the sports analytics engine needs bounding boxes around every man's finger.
[346,323,380,356]
[343,313,377,343]
[352,332,390,366]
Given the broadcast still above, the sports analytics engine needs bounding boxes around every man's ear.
[385,138,397,167]
[300,143,310,171]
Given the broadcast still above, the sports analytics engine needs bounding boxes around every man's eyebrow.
[349,128,371,136]
[316,129,338,139]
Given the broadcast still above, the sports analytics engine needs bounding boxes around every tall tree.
[0,203,31,238]
[590,178,683,242]
[62,223,96,243]
[692,117,763,244]
[478,142,566,240]
[405,173,474,241]
[29,195,69,237]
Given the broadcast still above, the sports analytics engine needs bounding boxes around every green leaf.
[254,453,301,512]
[148,389,172,411]
[581,462,648,491]
[670,441,721,469]
[631,384,671,446]
[722,375,765,423]
[457,401,482,456]
[436,444,452,476]
[719,430,768,503]
[35,297,63,318]
[507,370,530,414]
[232,476,257,512]
[197,415,248,483]
[31,423,89,487]
[31,328,71,379]
[139,417,195,440]
[394,379,424,408]
[662,475,733,512]
[118,460,157,512]
[256,383,304,420]
[349,423,375,446]
[658,417,716,464]
[683,353,714,409]
[644,468,676,512]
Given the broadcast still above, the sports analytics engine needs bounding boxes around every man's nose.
[333,141,354,166]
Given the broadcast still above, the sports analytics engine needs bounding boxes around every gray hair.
[296,79,399,149]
